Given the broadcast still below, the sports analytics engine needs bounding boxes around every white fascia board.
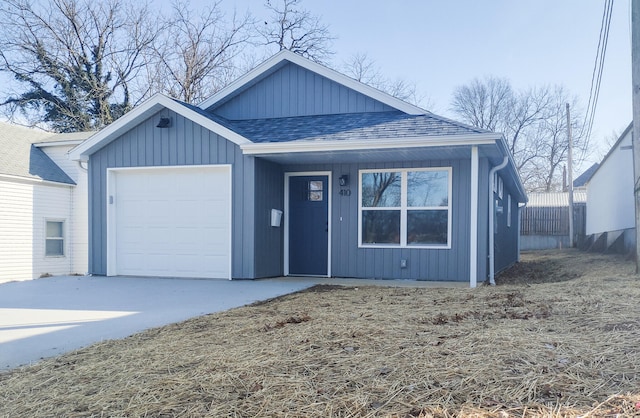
[240,133,500,155]
[0,173,74,187]
[69,93,251,161]
[33,140,85,147]
[198,50,426,115]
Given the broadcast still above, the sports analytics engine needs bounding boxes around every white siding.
[40,145,78,181]
[0,180,35,282]
[0,178,74,283]
[586,129,635,235]
[41,144,89,275]
[70,168,89,274]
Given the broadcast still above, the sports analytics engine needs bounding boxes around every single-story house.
[520,191,587,250]
[586,122,635,254]
[70,50,527,287]
[0,123,92,283]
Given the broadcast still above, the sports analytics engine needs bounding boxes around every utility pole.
[566,103,574,248]
[633,0,640,273]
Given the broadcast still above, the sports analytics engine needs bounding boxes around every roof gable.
[589,122,633,182]
[199,50,425,116]
[69,94,251,161]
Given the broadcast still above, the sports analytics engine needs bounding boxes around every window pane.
[307,181,323,201]
[407,171,448,207]
[46,221,63,238]
[46,239,64,256]
[361,172,401,207]
[362,210,400,244]
[407,210,448,245]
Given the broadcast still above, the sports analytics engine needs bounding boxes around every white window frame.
[507,194,512,227]
[358,167,452,249]
[45,219,65,257]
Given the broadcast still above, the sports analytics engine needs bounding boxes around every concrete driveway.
[0,275,316,371]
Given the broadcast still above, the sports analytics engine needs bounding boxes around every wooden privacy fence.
[520,204,586,237]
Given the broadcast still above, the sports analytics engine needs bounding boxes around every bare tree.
[528,88,586,192]
[341,52,431,108]
[451,76,513,132]
[451,78,586,192]
[0,0,158,132]
[259,0,334,63]
[148,1,252,104]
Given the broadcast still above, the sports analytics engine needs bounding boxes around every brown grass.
[1,249,640,417]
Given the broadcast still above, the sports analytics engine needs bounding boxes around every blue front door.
[288,175,329,276]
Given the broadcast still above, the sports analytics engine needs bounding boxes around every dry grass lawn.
[1,250,640,417]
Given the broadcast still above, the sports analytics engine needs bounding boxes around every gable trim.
[588,121,633,183]
[69,93,251,161]
[198,50,426,115]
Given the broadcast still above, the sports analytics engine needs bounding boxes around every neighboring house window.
[359,168,451,248]
[45,220,65,256]
[507,194,512,227]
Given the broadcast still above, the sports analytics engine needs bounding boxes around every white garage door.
[109,166,231,279]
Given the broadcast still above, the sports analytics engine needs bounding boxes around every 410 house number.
[339,188,352,196]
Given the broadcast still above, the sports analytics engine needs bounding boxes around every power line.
[582,0,614,148]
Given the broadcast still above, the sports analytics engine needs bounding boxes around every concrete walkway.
[0,275,466,371]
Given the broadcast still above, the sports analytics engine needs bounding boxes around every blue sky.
[3,1,630,170]
[224,0,632,168]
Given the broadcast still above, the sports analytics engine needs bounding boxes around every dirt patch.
[1,249,639,417]
[495,250,604,284]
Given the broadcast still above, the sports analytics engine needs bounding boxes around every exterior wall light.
[339,175,349,187]
[156,117,171,128]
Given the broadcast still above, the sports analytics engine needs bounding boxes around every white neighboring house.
[586,122,635,253]
[0,123,93,283]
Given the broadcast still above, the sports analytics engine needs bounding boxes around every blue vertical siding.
[495,177,520,273]
[252,159,285,277]
[477,158,490,283]
[87,109,255,278]
[209,63,394,119]
[283,159,472,281]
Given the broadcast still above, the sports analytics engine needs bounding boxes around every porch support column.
[470,146,479,288]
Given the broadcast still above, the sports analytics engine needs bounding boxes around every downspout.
[488,156,509,285]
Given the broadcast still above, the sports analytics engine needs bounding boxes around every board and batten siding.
[209,63,394,120]
[0,178,74,282]
[253,159,285,278]
[494,183,520,274]
[88,109,256,278]
[283,159,473,281]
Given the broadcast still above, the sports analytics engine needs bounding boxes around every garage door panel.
[112,166,231,279]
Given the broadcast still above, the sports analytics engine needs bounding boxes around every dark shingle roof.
[173,99,488,143]
[0,123,75,184]
[209,111,488,143]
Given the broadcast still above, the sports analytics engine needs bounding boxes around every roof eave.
[0,173,75,187]
[240,133,500,155]
[495,136,528,203]
[33,140,85,147]
[198,50,426,115]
